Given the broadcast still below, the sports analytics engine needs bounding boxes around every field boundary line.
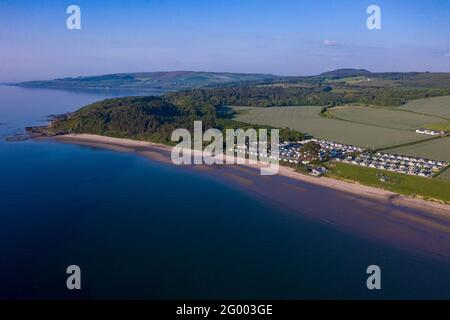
[375,134,449,153]
[326,109,423,131]
[435,165,450,179]
[327,105,448,132]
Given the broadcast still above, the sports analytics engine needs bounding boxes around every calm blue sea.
[0,85,449,299]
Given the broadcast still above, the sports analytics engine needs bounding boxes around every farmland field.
[399,96,450,118]
[387,137,450,162]
[232,106,429,149]
[329,106,445,130]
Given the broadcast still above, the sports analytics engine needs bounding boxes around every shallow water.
[0,85,449,299]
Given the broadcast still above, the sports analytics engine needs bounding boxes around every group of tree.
[49,95,306,144]
[166,84,450,108]
[50,96,216,143]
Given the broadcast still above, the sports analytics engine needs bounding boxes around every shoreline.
[52,133,450,215]
[46,133,450,263]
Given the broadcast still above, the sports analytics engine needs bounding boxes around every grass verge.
[325,162,450,203]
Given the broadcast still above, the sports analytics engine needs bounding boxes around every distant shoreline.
[8,83,172,94]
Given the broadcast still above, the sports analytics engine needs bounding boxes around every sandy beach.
[50,133,450,263]
[53,134,450,212]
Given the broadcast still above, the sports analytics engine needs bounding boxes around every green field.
[387,137,450,162]
[399,95,450,118]
[327,162,450,203]
[328,76,396,88]
[232,106,429,149]
[438,167,450,182]
[329,106,445,130]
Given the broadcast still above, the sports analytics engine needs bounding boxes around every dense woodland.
[50,96,215,142]
[166,85,450,108]
[50,96,304,143]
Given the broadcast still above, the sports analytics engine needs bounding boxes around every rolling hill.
[16,69,450,92]
[17,71,284,92]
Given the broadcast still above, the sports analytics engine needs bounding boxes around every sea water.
[0,85,449,299]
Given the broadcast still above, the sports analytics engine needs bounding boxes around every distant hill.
[317,70,450,88]
[319,69,372,78]
[16,69,450,91]
[17,71,284,92]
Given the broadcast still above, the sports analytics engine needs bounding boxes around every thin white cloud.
[445,53,450,57]
[323,40,340,46]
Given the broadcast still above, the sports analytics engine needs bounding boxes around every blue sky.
[1,0,450,81]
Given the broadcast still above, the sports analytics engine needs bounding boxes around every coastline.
[52,134,450,214]
[47,133,450,263]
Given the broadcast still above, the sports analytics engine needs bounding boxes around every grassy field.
[328,76,396,88]
[329,106,446,130]
[387,137,450,163]
[232,106,429,149]
[399,95,450,118]
[438,167,450,182]
[327,162,450,203]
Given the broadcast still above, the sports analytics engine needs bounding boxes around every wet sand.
[50,134,450,263]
